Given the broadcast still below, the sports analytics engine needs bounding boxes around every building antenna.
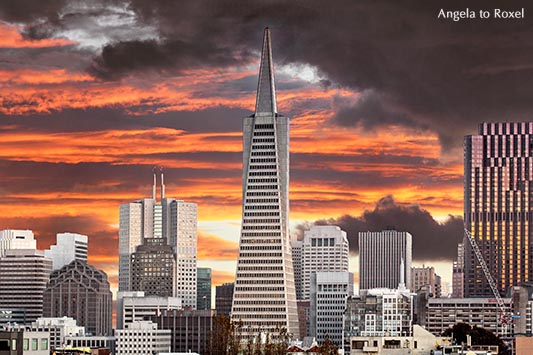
[152,167,157,200]
[160,167,165,200]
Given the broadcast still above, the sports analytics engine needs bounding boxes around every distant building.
[115,321,170,355]
[118,173,198,308]
[197,268,211,310]
[410,266,441,298]
[0,249,52,324]
[296,300,310,339]
[150,309,214,355]
[64,335,116,354]
[310,272,353,348]
[44,233,88,270]
[0,229,36,257]
[31,317,84,350]
[359,230,412,291]
[0,328,51,355]
[116,291,181,329]
[130,238,176,298]
[43,260,112,336]
[292,225,349,300]
[452,243,464,298]
[215,283,233,317]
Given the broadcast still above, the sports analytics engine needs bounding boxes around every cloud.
[198,232,239,260]
[297,195,464,261]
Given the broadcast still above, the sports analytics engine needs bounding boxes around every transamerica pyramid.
[231,27,299,340]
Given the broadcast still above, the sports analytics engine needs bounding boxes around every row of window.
[253,138,275,143]
[242,226,281,230]
[240,238,282,244]
[245,199,279,204]
[243,218,280,223]
[240,245,282,251]
[251,151,276,156]
[249,165,277,170]
[251,158,277,163]
[253,132,275,137]
[248,178,278,184]
[247,185,278,190]
[244,212,280,217]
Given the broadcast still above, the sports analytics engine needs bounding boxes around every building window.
[41,338,49,350]
[23,339,29,351]
[32,338,38,350]
[11,339,17,351]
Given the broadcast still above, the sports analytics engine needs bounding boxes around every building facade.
[43,260,112,336]
[310,272,353,347]
[359,230,412,291]
[44,233,88,270]
[410,266,441,298]
[215,283,233,317]
[452,243,464,298]
[118,174,198,308]
[197,268,211,310]
[0,229,36,258]
[116,291,181,330]
[292,225,349,300]
[464,122,533,296]
[115,321,170,355]
[231,28,299,338]
[0,249,52,324]
[130,238,176,298]
[31,317,84,350]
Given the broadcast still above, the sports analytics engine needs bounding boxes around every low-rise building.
[31,317,84,350]
[116,291,181,329]
[64,335,116,354]
[115,321,170,355]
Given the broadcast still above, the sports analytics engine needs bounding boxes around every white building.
[115,321,171,355]
[0,229,36,257]
[118,173,198,308]
[31,317,84,350]
[64,335,116,353]
[231,27,299,339]
[292,225,349,300]
[358,230,412,291]
[22,330,50,355]
[116,291,182,329]
[0,249,52,324]
[310,271,354,347]
[44,233,88,270]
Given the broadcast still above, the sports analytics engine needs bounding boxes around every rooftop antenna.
[399,257,405,289]
[152,167,157,200]
[160,167,165,200]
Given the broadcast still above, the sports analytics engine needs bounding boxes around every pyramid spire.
[255,27,277,115]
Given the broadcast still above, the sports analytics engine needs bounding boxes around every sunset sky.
[1,0,533,297]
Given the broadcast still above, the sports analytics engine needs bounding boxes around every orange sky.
[0,22,465,296]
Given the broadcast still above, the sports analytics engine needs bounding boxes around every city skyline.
[2,1,533,295]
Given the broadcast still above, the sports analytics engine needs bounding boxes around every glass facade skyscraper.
[464,121,533,296]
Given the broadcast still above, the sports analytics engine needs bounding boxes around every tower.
[464,122,533,296]
[231,28,299,339]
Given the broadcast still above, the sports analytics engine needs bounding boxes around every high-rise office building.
[310,272,353,347]
[116,291,181,330]
[452,243,464,298]
[231,28,299,339]
[292,225,349,300]
[410,266,442,298]
[118,173,198,308]
[44,233,88,270]
[215,282,234,317]
[197,268,211,310]
[130,238,176,298]
[0,249,52,324]
[464,122,533,296]
[358,230,412,291]
[0,229,36,257]
[43,260,112,336]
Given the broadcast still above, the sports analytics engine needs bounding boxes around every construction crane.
[464,228,511,325]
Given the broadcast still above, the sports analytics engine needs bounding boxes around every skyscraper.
[44,233,88,270]
[292,225,349,300]
[43,260,112,336]
[231,28,299,339]
[452,243,464,298]
[464,122,533,296]
[358,230,412,291]
[118,172,198,308]
[197,268,211,310]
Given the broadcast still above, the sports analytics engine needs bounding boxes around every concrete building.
[0,229,36,257]
[464,122,533,296]
[410,266,441,298]
[31,317,84,350]
[0,329,23,355]
[115,321,170,355]
[231,27,299,340]
[116,291,181,329]
[359,230,412,291]
[130,238,176,297]
[296,300,310,339]
[348,324,450,355]
[292,225,349,300]
[44,233,88,270]
[64,335,116,354]
[43,260,112,336]
[197,268,211,310]
[21,330,50,355]
[452,243,464,298]
[150,309,214,355]
[0,249,52,324]
[118,173,198,308]
[215,282,233,317]
[344,286,414,343]
[310,272,353,348]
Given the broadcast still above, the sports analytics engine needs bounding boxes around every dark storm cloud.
[297,195,464,261]
[0,0,66,23]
